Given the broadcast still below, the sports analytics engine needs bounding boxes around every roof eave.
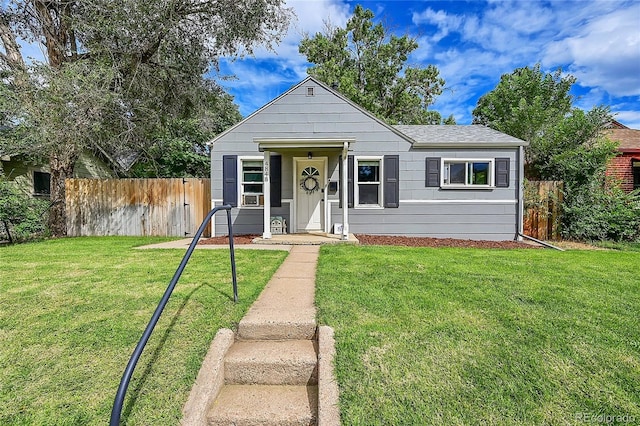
[254,137,355,150]
[412,141,529,148]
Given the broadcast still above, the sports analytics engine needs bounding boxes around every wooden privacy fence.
[523,180,563,241]
[66,178,211,237]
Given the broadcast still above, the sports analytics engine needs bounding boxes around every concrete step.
[207,384,318,426]
[225,340,318,386]
[238,308,317,340]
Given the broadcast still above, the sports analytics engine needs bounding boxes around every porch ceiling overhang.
[254,138,355,151]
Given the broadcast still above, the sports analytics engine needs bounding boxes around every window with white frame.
[442,159,494,187]
[356,157,382,207]
[240,159,264,206]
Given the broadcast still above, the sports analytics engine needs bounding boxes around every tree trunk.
[48,149,78,237]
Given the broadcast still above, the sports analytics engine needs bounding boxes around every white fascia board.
[411,142,528,148]
[254,138,356,150]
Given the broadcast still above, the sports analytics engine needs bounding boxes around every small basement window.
[442,159,494,188]
[33,171,51,195]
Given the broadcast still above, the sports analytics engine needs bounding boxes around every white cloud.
[411,7,462,43]
[248,0,351,64]
[543,4,640,97]
[612,109,640,129]
[217,0,352,116]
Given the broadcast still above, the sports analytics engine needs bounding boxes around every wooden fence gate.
[66,178,211,237]
[523,180,563,240]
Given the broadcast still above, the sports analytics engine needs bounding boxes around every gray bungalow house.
[209,77,528,241]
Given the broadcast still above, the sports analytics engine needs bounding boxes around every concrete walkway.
[137,232,358,250]
[182,244,340,425]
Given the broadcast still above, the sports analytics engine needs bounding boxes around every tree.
[472,64,575,148]
[473,64,640,241]
[0,1,292,236]
[132,85,242,178]
[299,5,449,125]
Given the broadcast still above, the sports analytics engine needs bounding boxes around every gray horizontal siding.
[210,79,523,241]
[213,202,290,236]
[331,202,517,241]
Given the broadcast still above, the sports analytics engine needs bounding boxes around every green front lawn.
[0,237,287,425]
[316,245,640,425]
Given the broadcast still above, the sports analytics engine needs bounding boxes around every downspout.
[518,232,564,251]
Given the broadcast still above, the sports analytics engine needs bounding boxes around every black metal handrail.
[109,204,237,426]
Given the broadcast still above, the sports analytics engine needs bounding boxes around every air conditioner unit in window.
[243,194,260,206]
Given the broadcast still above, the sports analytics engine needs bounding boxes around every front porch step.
[238,308,317,340]
[207,384,318,426]
[225,340,318,386]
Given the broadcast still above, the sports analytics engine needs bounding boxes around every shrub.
[0,177,50,242]
[561,182,640,242]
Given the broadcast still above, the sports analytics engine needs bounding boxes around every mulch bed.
[199,235,260,245]
[199,234,539,249]
[355,234,538,249]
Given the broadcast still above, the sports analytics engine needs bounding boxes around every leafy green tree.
[474,64,639,241]
[299,5,448,125]
[472,64,575,145]
[0,0,291,236]
[132,85,242,178]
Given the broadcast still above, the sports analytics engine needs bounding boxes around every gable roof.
[394,125,528,147]
[209,76,528,148]
[607,128,640,151]
[208,76,414,146]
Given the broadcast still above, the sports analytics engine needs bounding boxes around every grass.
[0,237,287,425]
[592,240,640,252]
[316,245,640,425]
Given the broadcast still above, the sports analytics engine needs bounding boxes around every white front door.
[295,158,325,232]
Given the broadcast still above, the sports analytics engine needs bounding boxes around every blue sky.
[215,0,640,128]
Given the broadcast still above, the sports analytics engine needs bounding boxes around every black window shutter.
[384,155,399,208]
[495,158,510,188]
[270,154,282,207]
[425,157,441,187]
[348,155,354,208]
[222,155,237,207]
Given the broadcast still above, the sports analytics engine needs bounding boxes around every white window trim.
[440,158,495,189]
[355,156,384,209]
[238,156,265,208]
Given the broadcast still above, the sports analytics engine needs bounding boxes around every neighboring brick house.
[606,121,640,193]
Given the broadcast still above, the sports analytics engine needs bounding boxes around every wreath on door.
[300,166,320,194]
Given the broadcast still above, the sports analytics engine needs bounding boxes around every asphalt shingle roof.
[607,128,640,151]
[394,125,528,147]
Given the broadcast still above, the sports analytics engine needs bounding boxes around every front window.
[442,159,493,187]
[356,158,382,207]
[241,159,263,206]
[633,160,640,191]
